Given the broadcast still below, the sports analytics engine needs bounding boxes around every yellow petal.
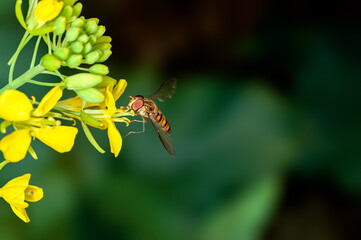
[0,90,33,121]
[112,79,127,101]
[10,205,30,223]
[25,185,43,202]
[0,129,31,162]
[34,0,63,23]
[0,174,30,208]
[105,84,116,116]
[106,119,122,157]
[33,83,63,117]
[34,126,78,153]
[56,96,83,112]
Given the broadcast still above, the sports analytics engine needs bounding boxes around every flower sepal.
[15,0,27,30]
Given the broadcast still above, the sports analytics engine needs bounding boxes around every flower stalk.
[0,0,136,223]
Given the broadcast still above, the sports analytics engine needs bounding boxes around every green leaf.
[199,176,282,240]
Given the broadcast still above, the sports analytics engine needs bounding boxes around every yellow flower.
[33,0,64,24]
[0,174,43,223]
[16,0,63,35]
[56,79,130,157]
[0,88,78,162]
[27,0,63,30]
[0,90,33,121]
[103,81,127,157]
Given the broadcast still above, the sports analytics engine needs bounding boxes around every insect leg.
[123,117,147,138]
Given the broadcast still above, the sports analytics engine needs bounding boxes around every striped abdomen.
[152,108,171,134]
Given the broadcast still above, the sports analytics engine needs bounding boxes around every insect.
[128,78,177,157]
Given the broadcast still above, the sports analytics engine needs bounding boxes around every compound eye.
[132,99,144,111]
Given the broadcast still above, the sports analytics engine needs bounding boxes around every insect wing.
[149,78,177,102]
[149,115,176,157]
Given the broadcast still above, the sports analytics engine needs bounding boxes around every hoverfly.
[128,78,177,157]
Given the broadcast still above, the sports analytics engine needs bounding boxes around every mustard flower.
[0,174,43,223]
[56,79,130,157]
[16,0,63,35]
[0,86,78,162]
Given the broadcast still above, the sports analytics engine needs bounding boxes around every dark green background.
[0,0,360,239]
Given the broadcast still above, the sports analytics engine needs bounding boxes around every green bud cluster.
[51,13,112,69]
[39,1,116,103]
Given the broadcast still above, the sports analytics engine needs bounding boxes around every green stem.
[53,34,57,48]
[27,80,59,87]
[8,32,32,84]
[0,160,9,171]
[30,35,42,68]
[0,64,45,95]
[40,70,67,80]
[46,34,51,53]
[55,70,66,81]
[75,66,89,72]
[41,70,60,76]
[7,32,30,65]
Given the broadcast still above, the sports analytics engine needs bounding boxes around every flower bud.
[69,41,84,54]
[97,49,112,62]
[94,25,106,38]
[77,33,89,44]
[96,36,112,44]
[84,50,101,65]
[53,47,70,61]
[64,73,103,90]
[95,75,117,88]
[88,35,97,45]
[89,64,109,75]
[65,27,81,42]
[66,54,83,68]
[72,3,83,18]
[63,0,78,7]
[85,18,99,25]
[71,18,85,28]
[92,43,112,51]
[84,19,98,35]
[41,54,62,71]
[76,88,104,103]
[82,42,92,54]
[59,5,73,19]
[53,16,66,35]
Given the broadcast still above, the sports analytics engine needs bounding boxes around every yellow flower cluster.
[2,0,134,223]
[0,85,78,162]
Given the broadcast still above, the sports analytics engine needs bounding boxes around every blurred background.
[0,0,360,239]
